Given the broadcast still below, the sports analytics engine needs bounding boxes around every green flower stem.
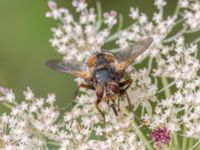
[173,133,179,150]
[188,138,194,150]
[47,141,60,146]
[2,102,13,109]
[161,77,179,149]
[190,140,200,150]
[184,28,200,34]
[96,1,102,31]
[161,77,171,98]
[117,14,123,32]
[131,120,154,150]
[157,81,176,94]
[196,142,200,150]
[105,14,124,43]
[147,57,153,75]
[182,127,187,150]
[194,37,200,44]
[173,3,180,16]
[163,21,186,44]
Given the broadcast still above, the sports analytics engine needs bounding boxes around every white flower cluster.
[0,87,144,150]
[128,68,157,113]
[46,0,118,62]
[0,87,60,149]
[144,77,200,138]
[117,2,177,59]
[154,36,200,82]
[1,0,200,149]
[87,132,145,150]
[180,0,200,30]
[61,89,146,149]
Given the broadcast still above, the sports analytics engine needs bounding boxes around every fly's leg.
[61,83,94,111]
[117,96,121,111]
[119,79,135,115]
[120,80,141,120]
[64,84,95,127]
[125,92,134,114]
[107,97,118,116]
[74,83,95,99]
[96,98,105,124]
[125,92,140,120]
[110,99,118,116]
[119,79,133,94]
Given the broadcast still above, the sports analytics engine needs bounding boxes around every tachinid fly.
[46,37,153,122]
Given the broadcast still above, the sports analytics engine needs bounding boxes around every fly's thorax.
[93,65,113,84]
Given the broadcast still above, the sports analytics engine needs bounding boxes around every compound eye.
[109,84,120,94]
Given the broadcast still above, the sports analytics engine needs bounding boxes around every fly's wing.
[115,37,153,72]
[46,59,91,80]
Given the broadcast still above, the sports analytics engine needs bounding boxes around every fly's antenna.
[94,45,101,54]
[95,49,99,55]
[100,47,106,53]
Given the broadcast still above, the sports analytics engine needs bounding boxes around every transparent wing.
[46,59,91,80]
[116,37,153,62]
[115,37,153,72]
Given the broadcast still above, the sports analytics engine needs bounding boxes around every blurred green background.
[0,0,177,107]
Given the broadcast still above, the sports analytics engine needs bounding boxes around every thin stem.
[196,142,200,150]
[182,128,187,150]
[187,138,194,150]
[161,78,179,149]
[147,57,153,75]
[47,141,60,146]
[163,22,186,44]
[105,14,124,43]
[141,106,144,118]
[184,28,200,34]
[96,1,102,31]
[131,120,154,150]
[117,14,123,32]
[2,102,13,109]
[195,47,198,58]
[161,77,171,98]
[157,81,176,93]
[173,3,180,16]
[193,37,200,44]
[189,140,200,150]
[173,133,179,150]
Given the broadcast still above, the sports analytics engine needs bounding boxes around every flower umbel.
[46,0,118,62]
[1,0,200,149]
